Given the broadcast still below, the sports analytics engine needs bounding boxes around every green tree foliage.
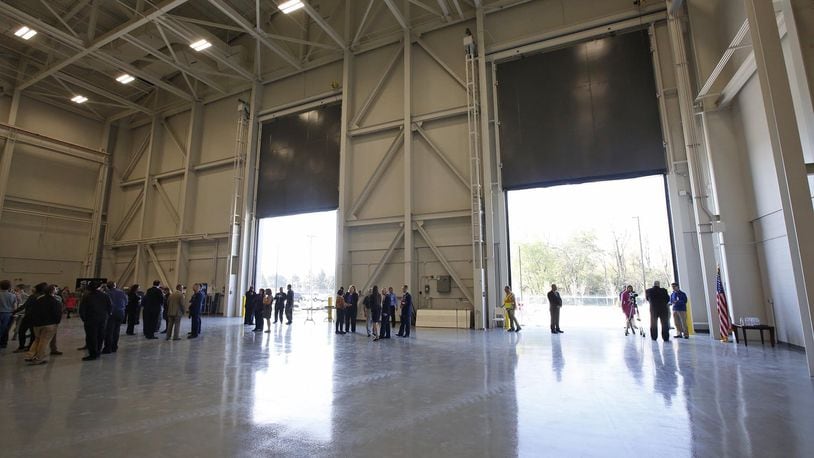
[514,229,673,299]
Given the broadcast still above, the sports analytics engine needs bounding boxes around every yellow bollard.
[327,296,333,322]
[686,300,695,335]
[241,295,245,317]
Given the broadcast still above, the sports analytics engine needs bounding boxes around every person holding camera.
[621,285,637,336]
[646,281,671,342]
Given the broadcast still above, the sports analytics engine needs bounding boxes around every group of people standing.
[1,277,207,365]
[125,280,206,343]
[335,285,412,341]
[620,281,689,342]
[244,285,294,332]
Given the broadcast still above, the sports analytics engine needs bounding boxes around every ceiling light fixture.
[278,0,305,14]
[116,74,135,84]
[189,39,212,51]
[14,26,37,40]
[71,95,88,104]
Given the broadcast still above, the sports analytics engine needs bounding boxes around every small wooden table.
[731,324,775,347]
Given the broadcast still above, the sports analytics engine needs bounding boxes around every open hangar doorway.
[494,28,678,331]
[506,176,676,330]
[252,102,341,322]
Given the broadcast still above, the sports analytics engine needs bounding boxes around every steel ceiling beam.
[120,34,227,93]
[153,17,256,81]
[19,0,191,91]
[53,73,154,114]
[301,1,347,49]
[204,0,302,71]
[436,0,451,21]
[0,1,193,102]
[383,0,409,30]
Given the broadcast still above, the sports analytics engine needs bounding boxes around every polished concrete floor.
[2,315,814,457]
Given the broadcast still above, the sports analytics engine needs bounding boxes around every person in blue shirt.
[103,281,128,353]
[397,285,413,338]
[670,282,689,339]
[188,283,205,338]
[387,287,397,329]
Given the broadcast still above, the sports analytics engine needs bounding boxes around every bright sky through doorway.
[508,175,672,254]
[255,210,337,291]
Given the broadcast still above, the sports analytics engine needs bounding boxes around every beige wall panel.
[118,125,150,181]
[154,111,190,174]
[485,0,635,49]
[262,61,342,109]
[109,187,143,242]
[0,94,10,122]
[6,145,98,208]
[413,24,469,115]
[352,44,403,126]
[189,168,232,234]
[15,96,103,149]
[142,176,183,239]
[0,213,89,287]
[199,97,242,164]
[792,0,814,92]
[411,130,469,214]
[348,131,404,219]
[411,47,467,115]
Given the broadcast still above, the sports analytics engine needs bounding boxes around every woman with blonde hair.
[262,289,273,332]
[503,285,521,332]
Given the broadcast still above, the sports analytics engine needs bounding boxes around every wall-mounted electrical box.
[437,275,451,293]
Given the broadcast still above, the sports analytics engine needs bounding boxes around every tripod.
[625,297,646,337]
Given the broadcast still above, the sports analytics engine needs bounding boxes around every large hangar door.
[496,29,666,189]
[256,104,342,218]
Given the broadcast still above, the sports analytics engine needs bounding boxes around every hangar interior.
[2,0,814,456]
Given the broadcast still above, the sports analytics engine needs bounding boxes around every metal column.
[336,0,352,290]
[466,11,487,329]
[224,95,251,317]
[84,121,113,277]
[666,6,719,337]
[745,0,814,376]
[0,89,22,225]
[402,2,413,290]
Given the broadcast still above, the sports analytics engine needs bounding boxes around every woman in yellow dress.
[503,286,521,332]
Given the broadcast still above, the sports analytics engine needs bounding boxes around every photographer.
[620,285,638,336]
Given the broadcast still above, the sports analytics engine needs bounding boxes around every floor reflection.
[2,317,814,457]
[251,325,333,442]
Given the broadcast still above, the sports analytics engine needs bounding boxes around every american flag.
[716,267,732,340]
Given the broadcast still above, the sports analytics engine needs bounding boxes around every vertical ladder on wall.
[229,102,250,237]
[225,102,250,314]
[465,43,487,320]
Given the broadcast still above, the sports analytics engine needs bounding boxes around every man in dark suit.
[397,285,413,338]
[102,281,127,353]
[285,284,294,325]
[547,284,563,334]
[79,281,112,361]
[244,287,256,326]
[188,283,205,338]
[141,280,164,339]
[273,287,286,324]
[646,281,671,342]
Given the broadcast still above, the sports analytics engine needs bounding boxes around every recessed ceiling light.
[14,26,37,40]
[279,0,304,14]
[189,39,212,51]
[71,95,88,104]
[116,74,135,84]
